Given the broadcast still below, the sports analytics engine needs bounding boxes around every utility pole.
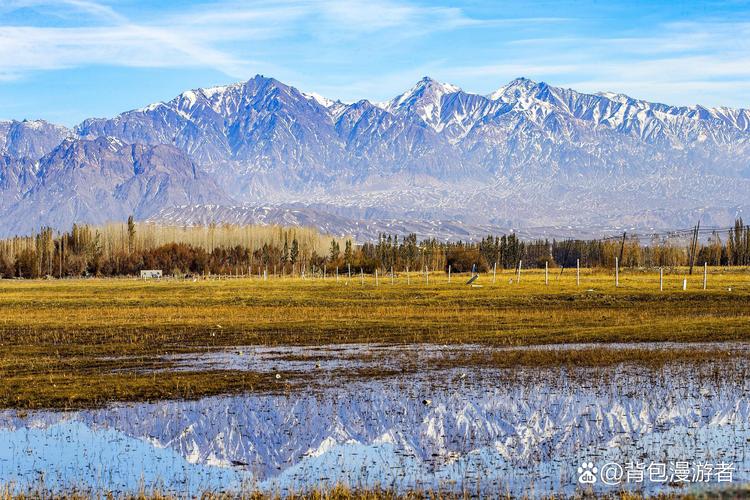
[689,221,700,275]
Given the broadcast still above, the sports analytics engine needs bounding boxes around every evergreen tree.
[329,239,340,261]
[290,238,299,264]
[282,234,289,264]
[261,242,270,267]
[403,234,417,269]
[344,240,352,266]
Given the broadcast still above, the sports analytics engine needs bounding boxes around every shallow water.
[144,341,750,374]
[2,343,749,497]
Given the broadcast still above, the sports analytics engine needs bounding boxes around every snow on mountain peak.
[180,90,198,108]
[201,82,243,100]
[138,102,165,113]
[597,91,633,104]
[37,73,750,242]
[385,77,462,128]
[488,77,539,101]
[18,119,45,130]
[417,76,460,94]
[401,77,459,99]
[302,91,337,109]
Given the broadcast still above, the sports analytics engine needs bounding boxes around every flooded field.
[1,343,749,497]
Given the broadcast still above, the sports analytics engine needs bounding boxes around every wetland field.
[1,268,750,498]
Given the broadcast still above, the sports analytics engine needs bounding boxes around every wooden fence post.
[517,260,522,284]
[659,267,663,291]
[703,262,707,290]
[615,257,619,287]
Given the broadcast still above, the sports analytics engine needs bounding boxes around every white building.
[140,270,163,279]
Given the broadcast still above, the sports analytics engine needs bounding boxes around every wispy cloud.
[0,0,505,81]
[431,20,750,106]
[2,0,749,114]
[0,0,264,79]
[563,22,750,105]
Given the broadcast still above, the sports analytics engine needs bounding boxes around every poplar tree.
[127,215,136,254]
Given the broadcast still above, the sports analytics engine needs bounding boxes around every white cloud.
[0,0,495,80]
[433,20,750,107]
[2,1,748,109]
[0,0,265,79]
[0,0,565,82]
[0,24,255,79]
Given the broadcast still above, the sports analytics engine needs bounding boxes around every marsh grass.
[1,369,285,410]
[1,483,739,499]
[1,269,749,409]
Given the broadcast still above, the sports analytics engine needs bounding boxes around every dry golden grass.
[1,267,748,409]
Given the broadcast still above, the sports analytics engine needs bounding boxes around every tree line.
[0,219,341,278]
[0,218,748,279]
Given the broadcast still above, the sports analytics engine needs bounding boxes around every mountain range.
[2,75,749,239]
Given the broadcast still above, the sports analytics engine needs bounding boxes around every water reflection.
[1,344,749,497]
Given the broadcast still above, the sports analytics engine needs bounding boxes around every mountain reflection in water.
[1,344,748,497]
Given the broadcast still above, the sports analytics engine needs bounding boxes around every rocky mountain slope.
[1,136,230,236]
[0,119,70,161]
[2,75,749,239]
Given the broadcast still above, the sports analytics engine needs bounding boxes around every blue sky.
[1,0,750,125]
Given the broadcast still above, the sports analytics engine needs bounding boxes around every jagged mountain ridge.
[0,136,230,236]
[76,75,750,181]
[0,119,70,161]
[2,75,750,238]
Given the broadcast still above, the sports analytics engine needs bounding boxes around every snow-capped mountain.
[383,76,463,131]
[0,119,70,161]
[2,75,749,238]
